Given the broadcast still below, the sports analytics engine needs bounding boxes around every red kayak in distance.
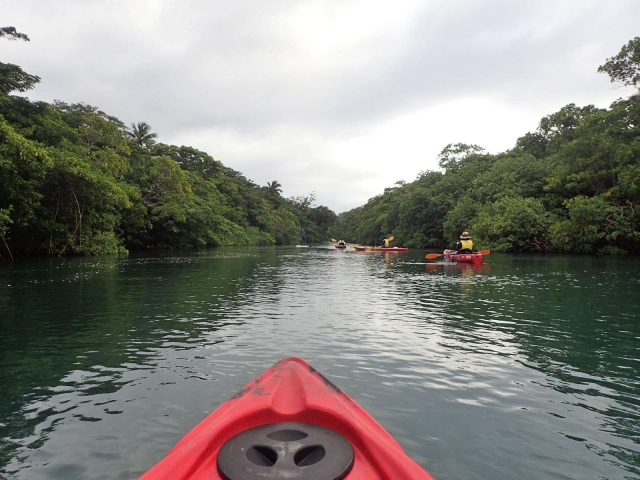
[352,246,409,252]
[140,357,433,480]
[335,244,347,249]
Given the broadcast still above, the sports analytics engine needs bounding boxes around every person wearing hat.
[455,232,473,253]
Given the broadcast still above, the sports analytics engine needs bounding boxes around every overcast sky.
[2,1,638,213]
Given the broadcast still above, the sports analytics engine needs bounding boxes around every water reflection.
[0,249,285,478]
[0,249,639,479]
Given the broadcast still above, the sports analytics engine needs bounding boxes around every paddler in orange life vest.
[455,231,473,253]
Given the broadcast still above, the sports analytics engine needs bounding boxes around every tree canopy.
[0,27,338,258]
[1,31,639,258]
[127,122,158,149]
[333,37,640,255]
[0,27,39,95]
[0,26,30,42]
[598,37,640,89]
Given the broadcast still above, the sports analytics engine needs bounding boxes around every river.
[1,246,639,479]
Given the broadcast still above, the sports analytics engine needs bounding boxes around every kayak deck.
[443,249,483,263]
[141,357,433,479]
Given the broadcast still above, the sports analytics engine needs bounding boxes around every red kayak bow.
[141,357,433,479]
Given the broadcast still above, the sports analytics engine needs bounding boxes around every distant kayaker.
[338,239,346,246]
[455,231,473,253]
[301,228,306,245]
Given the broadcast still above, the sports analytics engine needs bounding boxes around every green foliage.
[471,197,551,252]
[598,246,627,255]
[338,37,640,256]
[0,116,51,230]
[437,143,486,172]
[442,198,479,245]
[0,27,37,95]
[154,144,222,177]
[127,122,158,150]
[0,62,41,95]
[471,153,550,203]
[0,206,11,226]
[0,29,339,256]
[0,26,30,42]
[549,196,613,253]
[0,84,337,256]
[4,35,640,257]
[267,180,282,195]
[598,37,640,89]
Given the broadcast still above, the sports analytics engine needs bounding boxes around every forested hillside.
[2,28,639,258]
[0,28,337,258]
[336,37,640,255]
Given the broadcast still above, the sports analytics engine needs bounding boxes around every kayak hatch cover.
[140,357,434,479]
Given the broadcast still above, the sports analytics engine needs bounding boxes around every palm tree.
[127,122,158,149]
[267,180,282,195]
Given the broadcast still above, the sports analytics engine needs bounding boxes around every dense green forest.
[2,28,639,258]
[334,37,640,255]
[0,28,337,259]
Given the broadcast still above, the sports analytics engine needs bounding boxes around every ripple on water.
[0,249,639,479]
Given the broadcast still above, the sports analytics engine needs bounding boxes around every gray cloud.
[2,0,638,213]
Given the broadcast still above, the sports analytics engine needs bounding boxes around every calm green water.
[1,246,639,479]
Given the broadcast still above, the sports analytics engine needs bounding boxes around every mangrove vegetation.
[1,29,639,257]
[0,28,337,258]
[335,37,640,255]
